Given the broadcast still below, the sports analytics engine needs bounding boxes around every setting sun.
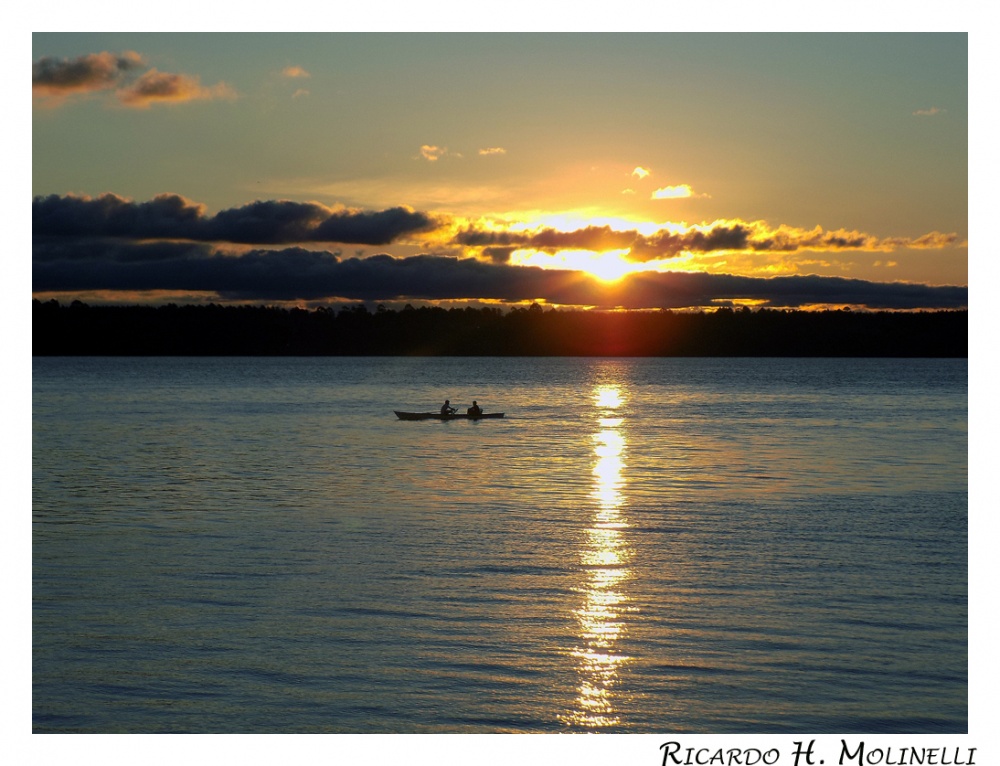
[509,248,653,283]
[31,33,966,312]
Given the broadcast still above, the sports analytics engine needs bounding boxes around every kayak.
[394,410,505,420]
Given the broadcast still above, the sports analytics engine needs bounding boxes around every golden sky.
[32,31,968,310]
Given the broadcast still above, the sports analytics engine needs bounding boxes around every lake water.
[32,357,968,734]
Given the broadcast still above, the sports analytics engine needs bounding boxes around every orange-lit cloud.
[117,70,237,108]
[419,145,449,161]
[282,65,311,78]
[33,50,236,109]
[458,218,958,263]
[32,241,968,310]
[32,191,966,310]
[478,147,506,156]
[457,224,636,253]
[635,221,957,260]
[632,167,651,179]
[33,51,146,101]
[652,184,697,200]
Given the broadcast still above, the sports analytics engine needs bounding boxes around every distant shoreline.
[32,300,967,358]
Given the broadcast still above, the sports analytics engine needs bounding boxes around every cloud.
[482,246,518,264]
[33,51,146,99]
[282,65,311,78]
[616,271,967,311]
[632,167,651,179]
[420,145,449,161]
[456,224,636,257]
[478,147,506,156]
[116,69,237,108]
[913,106,944,116]
[312,207,438,245]
[34,193,208,239]
[33,193,437,246]
[32,237,212,265]
[652,184,696,200]
[33,50,235,108]
[456,219,959,263]
[635,221,956,261]
[32,241,967,309]
[32,192,964,310]
[905,231,959,249]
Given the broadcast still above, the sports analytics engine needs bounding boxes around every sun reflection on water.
[561,383,634,729]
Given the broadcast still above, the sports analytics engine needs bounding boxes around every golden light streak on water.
[595,386,624,410]
[561,382,635,729]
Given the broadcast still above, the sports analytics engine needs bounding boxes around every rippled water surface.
[32,357,967,733]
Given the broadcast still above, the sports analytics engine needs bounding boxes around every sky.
[30,29,969,311]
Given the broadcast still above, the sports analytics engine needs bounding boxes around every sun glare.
[509,249,650,283]
[496,214,692,283]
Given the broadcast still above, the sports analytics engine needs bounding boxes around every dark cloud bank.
[34,239,967,310]
[33,193,967,310]
[33,193,434,246]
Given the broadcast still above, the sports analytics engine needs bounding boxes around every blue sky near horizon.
[32,31,968,309]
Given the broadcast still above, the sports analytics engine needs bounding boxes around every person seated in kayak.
[467,401,483,416]
[441,399,457,415]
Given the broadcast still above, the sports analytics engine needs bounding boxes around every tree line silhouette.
[33,299,967,357]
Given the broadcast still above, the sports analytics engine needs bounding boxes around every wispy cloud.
[457,219,958,262]
[117,70,237,108]
[281,65,311,78]
[420,145,504,161]
[652,184,698,200]
[912,106,944,116]
[632,221,957,260]
[33,50,236,109]
[419,145,449,162]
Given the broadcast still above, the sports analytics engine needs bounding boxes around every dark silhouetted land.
[33,300,967,357]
